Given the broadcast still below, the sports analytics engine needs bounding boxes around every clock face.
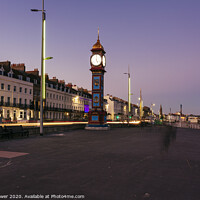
[91,54,101,66]
[102,55,106,67]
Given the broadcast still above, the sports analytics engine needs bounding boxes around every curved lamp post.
[31,0,52,135]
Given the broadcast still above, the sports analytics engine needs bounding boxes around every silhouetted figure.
[162,126,177,152]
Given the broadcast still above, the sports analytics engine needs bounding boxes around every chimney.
[26,68,39,76]
[83,89,88,93]
[45,73,49,80]
[66,83,72,88]
[49,77,58,83]
[59,80,65,85]
[11,63,25,72]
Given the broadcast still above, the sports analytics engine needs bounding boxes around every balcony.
[0,102,33,109]
[44,106,72,112]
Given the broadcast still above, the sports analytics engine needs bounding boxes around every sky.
[1,0,200,115]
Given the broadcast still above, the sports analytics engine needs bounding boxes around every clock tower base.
[85,111,110,130]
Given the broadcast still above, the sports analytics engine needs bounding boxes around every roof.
[91,28,104,51]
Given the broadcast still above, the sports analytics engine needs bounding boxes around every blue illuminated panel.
[93,76,100,90]
[93,93,100,107]
[92,116,99,121]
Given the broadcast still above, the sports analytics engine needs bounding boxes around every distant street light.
[31,0,52,135]
[139,89,143,121]
[151,103,155,115]
[124,66,131,121]
[151,103,155,124]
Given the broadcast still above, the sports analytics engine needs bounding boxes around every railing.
[0,102,84,113]
[44,106,72,112]
[0,102,33,109]
[167,121,200,130]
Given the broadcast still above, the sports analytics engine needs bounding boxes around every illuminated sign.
[84,105,89,113]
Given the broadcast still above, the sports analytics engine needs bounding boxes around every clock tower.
[85,29,110,130]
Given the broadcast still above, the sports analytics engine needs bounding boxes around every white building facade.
[0,62,33,122]
[0,61,94,123]
[104,94,138,121]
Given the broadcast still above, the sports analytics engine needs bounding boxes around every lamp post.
[139,89,143,121]
[124,66,131,122]
[150,103,155,124]
[31,0,52,135]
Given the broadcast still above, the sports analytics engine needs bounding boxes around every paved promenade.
[0,126,200,200]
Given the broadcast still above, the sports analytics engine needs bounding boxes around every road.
[0,126,200,200]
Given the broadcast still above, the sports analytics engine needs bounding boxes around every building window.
[7,97,10,105]
[18,75,23,80]
[34,79,37,84]
[7,110,10,118]
[8,72,13,78]
[20,111,23,118]
[19,98,22,105]
[25,99,27,105]
[30,89,32,94]
[13,110,16,119]
[50,93,52,98]
[1,96,4,103]
[26,77,30,82]
[14,86,16,92]
[0,70,4,75]
[19,87,22,93]
[1,83,4,90]
[13,98,16,105]
[47,93,49,98]
[8,85,10,91]
[24,111,26,119]
[25,88,27,93]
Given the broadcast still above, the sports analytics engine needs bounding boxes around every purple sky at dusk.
[1,0,200,115]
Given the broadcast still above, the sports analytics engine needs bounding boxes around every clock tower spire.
[98,27,99,41]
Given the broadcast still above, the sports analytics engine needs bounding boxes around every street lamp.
[31,0,52,135]
[124,66,131,121]
[139,89,143,121]
[150,103,155,124]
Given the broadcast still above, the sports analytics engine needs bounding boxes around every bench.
[0,126,11,139]
[4,125,29,138]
